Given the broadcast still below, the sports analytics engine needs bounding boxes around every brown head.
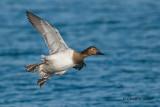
[81,46,105,58]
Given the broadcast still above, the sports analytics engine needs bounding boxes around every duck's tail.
[25,62,45,72]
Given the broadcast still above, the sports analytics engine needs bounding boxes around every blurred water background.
[0,0,160,106]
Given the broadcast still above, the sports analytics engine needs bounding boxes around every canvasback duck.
[25,11,105,87]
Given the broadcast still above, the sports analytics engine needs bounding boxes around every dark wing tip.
[25,10,29,14]
[25,10,33,15]
[26,10,33,21]
[25,10,44,34]
[26,10,32,18]
[25,10,41,21]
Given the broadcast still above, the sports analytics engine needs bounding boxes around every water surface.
[0,0,160,106]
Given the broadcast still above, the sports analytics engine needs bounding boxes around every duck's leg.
[37,73,54,88]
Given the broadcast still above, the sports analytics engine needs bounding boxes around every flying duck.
[25,11,105,87]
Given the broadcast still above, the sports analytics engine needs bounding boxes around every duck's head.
[81,46,105,57]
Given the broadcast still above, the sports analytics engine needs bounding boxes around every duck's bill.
[96,51,105,55]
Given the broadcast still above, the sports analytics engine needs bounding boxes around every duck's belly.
[45,49,75,73]
[51,58,75,72]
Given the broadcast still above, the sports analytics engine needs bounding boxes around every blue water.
[0,0,160,106]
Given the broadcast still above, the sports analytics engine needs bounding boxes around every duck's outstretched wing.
[73,62,86,70]
[26,11,69,55]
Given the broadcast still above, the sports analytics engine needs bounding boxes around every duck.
[25,11,105,88]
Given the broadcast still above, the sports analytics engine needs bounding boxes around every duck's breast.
[47,49,75,72]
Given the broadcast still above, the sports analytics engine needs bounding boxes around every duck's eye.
[92,48,95,50]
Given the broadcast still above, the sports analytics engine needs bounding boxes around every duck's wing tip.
[26,11,69,55]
